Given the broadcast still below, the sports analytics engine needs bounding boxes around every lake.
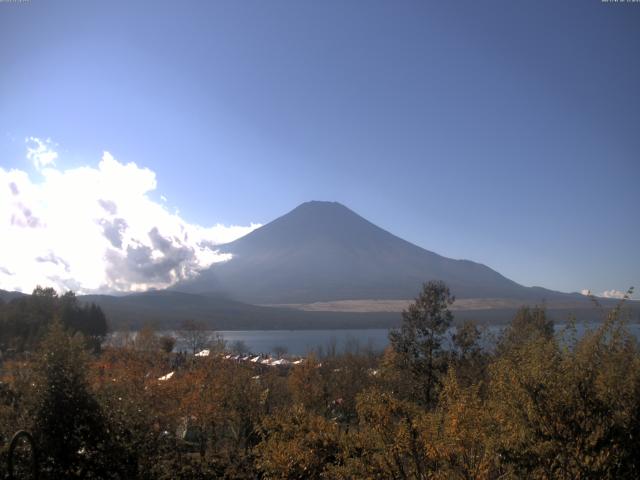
[168,322,640,356]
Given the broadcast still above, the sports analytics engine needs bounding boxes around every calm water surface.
[169,322,640,356]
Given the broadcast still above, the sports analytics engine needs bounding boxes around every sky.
[0,0,638,298]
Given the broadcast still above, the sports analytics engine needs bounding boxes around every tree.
[288,354,327,413]
[0,288,108,354]
[255,404,342,480]
[428,368,501,479]
[159,335,177,353]
[60,292,108,352]
[272,345,288,359]
[488,307,640,478]
[135,324,160,352]
[451,320,486,386]
[178,320,210,355]
[30,319,130,478]
[230,340,249,355]
[452,320,481,359]
[328,388,432,479]
[388,280,454,406]
[496,305,553,354]
[30,286,58,318]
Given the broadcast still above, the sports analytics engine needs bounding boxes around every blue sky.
[0,0,638,297]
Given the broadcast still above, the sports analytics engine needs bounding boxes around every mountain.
[176,201,581,305]
[5,202,634,330]
[0,289,27,303]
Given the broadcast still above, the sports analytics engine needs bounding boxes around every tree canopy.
[0,287,108,353]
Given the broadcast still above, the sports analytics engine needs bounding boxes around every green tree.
[451,319,486,387]
[388,280,454,406]
[0,288,108,354]
[497,305,553,354]
[452,320,481,359]
[60,291,108,352]
[30,319,130,478]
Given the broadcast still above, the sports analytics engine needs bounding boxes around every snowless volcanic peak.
[175,201,567,305]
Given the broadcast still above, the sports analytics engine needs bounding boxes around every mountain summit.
[176,201,563,304]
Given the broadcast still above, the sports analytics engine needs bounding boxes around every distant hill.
[0,289,27,303]
[78,290,632,331]
[6,286,629,334]
[175,201,586,305]
[80,290,399,330]
[2,285,635,333]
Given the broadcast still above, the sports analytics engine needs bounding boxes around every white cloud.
[601,289,627,299]
[0,145,260,294]
[580,288,629,299]
[25,137,58,169]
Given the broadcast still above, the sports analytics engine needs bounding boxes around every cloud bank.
[0,140,260,294]
[580,288,629,300]
[601,289,628,299]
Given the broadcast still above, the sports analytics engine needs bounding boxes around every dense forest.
[0,282,639,479]
[0,287,108,354]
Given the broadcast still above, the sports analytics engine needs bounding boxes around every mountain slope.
[176,201,573,304]
[0,289,28,303]
[81,290,630,330]
[80,290,399,330]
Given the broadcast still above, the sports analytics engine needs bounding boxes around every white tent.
[271,359,291,366]
[195,349,210,357]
